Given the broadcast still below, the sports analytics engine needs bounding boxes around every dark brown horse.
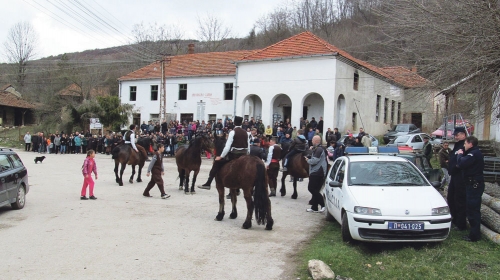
[112,138,150,186]
[215,154,273,230]
[175,134,213,194]
[280,142,310,199]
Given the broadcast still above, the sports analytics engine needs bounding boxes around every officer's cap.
[453,127,466,135]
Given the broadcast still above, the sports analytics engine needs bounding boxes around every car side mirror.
[329,181,342,188]
[430,181,441,189]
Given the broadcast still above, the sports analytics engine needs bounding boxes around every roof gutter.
[118,74,235,82]
[233,65,239,117]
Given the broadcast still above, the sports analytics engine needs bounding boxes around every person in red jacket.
[81,149,98,200]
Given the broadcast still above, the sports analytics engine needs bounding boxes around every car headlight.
[432,206,450,215]
[354,206,382,216]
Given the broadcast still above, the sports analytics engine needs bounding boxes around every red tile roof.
[118,50,255,81]
[238,31,428,88]
[380,67,429,88]
[57,83,82,96]
[0,90,35,109]
[119,32,428,89]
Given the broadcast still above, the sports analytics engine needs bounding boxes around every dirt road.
[0,150,326,279]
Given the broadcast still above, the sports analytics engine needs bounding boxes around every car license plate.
[388,222,424,231]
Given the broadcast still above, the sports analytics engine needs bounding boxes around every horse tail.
[253,163,269,225]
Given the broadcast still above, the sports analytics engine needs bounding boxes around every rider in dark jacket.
[282,129,307,172]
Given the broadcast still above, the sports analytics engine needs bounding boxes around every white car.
[323,148,451,242]
[386,133,441,150]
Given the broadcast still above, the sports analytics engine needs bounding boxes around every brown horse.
[280,142,310,199]
[215,154,273,230]
[175,134,213,194]
[112,143,149,186]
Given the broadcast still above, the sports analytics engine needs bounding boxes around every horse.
[215,153,273,230]
[111,137,153,186]
[175,134,213,194]
[280,142,311,199]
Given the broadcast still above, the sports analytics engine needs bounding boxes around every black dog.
[34,156,46,164]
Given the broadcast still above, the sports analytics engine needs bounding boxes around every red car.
[431,122,474,139]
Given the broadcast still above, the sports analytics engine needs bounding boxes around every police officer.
[124,124,139,153]
[456,136,484,242]
[198,116,250,190]
[447,127,467,231]
[265,137,282,197]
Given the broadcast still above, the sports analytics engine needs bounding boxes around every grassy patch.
[0,125,43,148]
[295,221,500,279]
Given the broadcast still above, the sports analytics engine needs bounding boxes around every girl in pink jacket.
[81,149,98,200]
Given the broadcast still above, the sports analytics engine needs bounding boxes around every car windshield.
[393,125,409,132]
[347,161,428,186]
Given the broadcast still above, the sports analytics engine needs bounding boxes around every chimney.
[411,66,417,73]
[188,43,195,54]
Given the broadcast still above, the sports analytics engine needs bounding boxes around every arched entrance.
[302,93,324,123]
[336,95,346,130]
[271,94,292,124]
[242,95,263,120]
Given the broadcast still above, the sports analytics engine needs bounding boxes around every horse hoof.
[191,191,196,195]
[291,194,298,199]
[269,192,276,197]
[229,212,237,219]
[215,212,224,221]
[281,192,286,197]
[242,221,252,229]
[119,182,123,186]
[185,192,190,195]
[178,186,183,190]
[137,179,142,183]
[265,220,274,230]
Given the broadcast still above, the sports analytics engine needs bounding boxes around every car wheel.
[341,212,353,243]
[11,185,26,210]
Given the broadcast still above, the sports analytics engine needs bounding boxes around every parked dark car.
[383,124,421,144]
[0,149,29,209]
[397,152,442,184]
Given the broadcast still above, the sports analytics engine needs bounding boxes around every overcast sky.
[1,0,285,62]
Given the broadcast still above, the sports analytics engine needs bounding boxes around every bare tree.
[132,21,185,58]
[197,13,232,52]
[3,22,38,87]
[373,0,500,121]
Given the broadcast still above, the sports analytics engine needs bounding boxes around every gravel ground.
[0,150,325,280]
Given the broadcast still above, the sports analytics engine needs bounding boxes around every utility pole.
[158,54,171,122]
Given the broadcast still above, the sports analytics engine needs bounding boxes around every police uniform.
[265,143,282,196]
[457,145,484,241]
[447,137,467,230]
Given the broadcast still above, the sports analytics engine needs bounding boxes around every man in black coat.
[447,127,467,231]
[456,136,485,242]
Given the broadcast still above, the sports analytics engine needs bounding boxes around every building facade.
[118,32,429,137]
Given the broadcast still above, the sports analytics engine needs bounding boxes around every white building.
[118,32,430,136]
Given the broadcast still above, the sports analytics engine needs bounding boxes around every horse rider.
[198,116,250,190]
[281,129,307,172]
[124,124,139,153]
[265,137,282,196]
